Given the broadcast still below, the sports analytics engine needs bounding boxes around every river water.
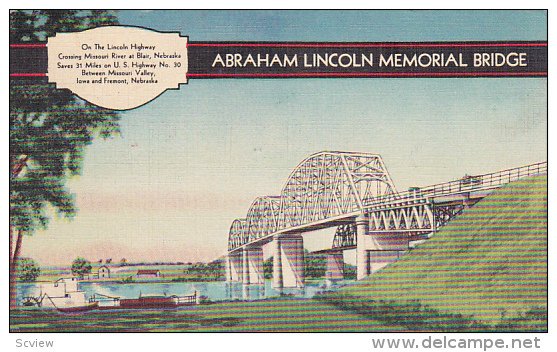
[17,279,352,305]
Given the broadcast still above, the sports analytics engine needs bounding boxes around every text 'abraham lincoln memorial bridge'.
[226,151,547,288]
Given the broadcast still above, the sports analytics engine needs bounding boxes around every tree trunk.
[9,226,17,309]
[10,229,24,309]
[12,229,23,266]
[10,155,26,309]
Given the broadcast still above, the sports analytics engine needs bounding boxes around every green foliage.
[10,10,118,42]
[343,263,357,280]
[316,292,547,332]
[173,260,225,282]
[198,295,213,304]
[263,257,273,279]
[17,258,41,282]
[263,251,340,279]
[316,293,487,331]
[120,276,134,283]
[10,298,383,332]
[9,10,120,235]
[304,252,326,278]
[494,306,547,331]
[71,257,92,278]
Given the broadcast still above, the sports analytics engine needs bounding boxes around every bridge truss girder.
[328,201,471,251]
[332,222,357,249]
[432,203,466,228]
[368,202,435,233]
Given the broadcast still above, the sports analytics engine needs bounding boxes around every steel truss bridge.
[228,151,547,255]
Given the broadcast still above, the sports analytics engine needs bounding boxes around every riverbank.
[10,297,399,332]
[34,262,223,284]
[10,294,543,332]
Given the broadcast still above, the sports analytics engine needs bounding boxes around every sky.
[22,10,547,266]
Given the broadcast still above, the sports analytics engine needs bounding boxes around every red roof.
[137,269,159,275]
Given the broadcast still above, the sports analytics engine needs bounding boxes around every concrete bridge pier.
[242,246,264,285]
[272,234,304,288]
[226,250,243,282]
[356,214,371,280]
[325,252,344,281]
[356,213,409,280]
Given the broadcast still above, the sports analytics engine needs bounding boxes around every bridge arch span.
[228,219,248,251]
[277,151,397,229]
[245,196,281,242]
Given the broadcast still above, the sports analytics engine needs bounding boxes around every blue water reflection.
[17,279,351,304]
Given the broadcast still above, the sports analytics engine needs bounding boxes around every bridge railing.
[363,161,547,207]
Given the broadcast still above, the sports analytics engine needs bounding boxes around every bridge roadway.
[225,151,546,288]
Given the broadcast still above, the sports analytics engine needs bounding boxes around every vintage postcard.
[8,8,548,344]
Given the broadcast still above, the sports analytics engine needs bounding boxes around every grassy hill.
[329,175,547,330]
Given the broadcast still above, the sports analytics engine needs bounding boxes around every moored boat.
[95,292,198,309]
[55,301,99,313]
[120,294,176,308]
[39,278,99,313]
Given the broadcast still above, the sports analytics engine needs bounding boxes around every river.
[17,279,352,305]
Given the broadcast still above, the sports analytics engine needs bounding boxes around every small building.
[97,265,111,278]
[136,269,161,278]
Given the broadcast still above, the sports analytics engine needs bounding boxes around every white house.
[97,265,111,278]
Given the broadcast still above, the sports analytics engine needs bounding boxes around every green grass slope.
[10,298,402,332]
[340,175,547,326]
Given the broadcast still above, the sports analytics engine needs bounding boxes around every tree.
[17,258,41,282]
[180,260,225,281]
[263,251,332,279]
[71,257,92,278]
[9,10,120,308]
[304,251,326,279]
[263,257,273,279]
